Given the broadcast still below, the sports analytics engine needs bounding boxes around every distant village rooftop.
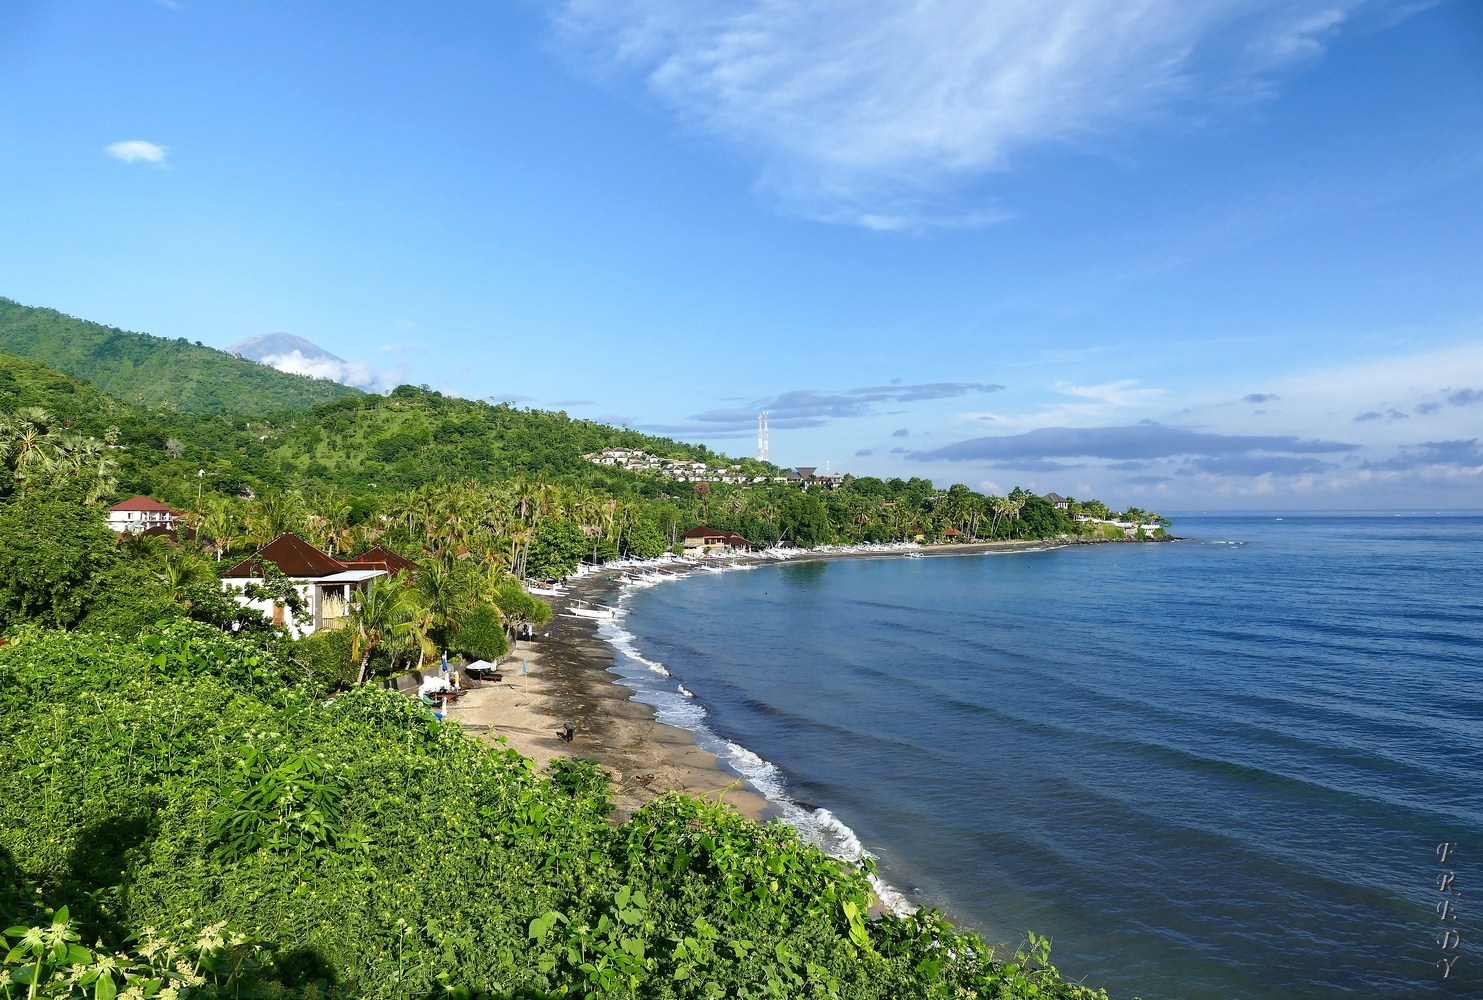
[583,448,846,488]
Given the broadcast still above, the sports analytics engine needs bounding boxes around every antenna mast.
[758,411,769,462]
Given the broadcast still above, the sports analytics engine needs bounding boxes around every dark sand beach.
[446,538,1089,823]
[446,573,774,821]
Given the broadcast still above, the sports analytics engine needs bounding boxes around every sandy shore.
[445,576,774,822]
[447,537,1117,825]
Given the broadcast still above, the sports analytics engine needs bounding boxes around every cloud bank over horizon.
[640,381,1004,437]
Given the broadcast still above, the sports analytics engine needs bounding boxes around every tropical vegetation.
[0,299,1151,997]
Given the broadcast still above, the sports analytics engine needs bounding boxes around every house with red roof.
[221,533,385,637]
[345,544,420,577]
[682,526,753,554]
[106,495,183,534]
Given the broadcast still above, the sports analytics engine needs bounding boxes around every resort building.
[785,467,846,490]
[1044,492,1071,511]
[682,526,753,554]
[221,533,386,638]
[582,447,776,484]
[106,495,183,534]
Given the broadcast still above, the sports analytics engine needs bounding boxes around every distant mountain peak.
[227,333,345,364]
[226,332,390,392]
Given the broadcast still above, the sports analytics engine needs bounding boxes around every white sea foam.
[600,621,671,677]
[596,604,918,918]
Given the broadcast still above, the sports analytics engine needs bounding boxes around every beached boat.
[568,602,617,620]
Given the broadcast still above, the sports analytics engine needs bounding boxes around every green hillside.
[0,351,131,425]
[0,347,768,507]
[261,386,768,494]
[0,296,362,414]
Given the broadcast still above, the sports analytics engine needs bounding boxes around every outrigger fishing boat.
[566,600,617,620]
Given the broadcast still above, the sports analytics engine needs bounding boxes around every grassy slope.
[0,296,362,414]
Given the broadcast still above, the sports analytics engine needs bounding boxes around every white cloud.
[959,378,1167,430]
[552,0,1376,226]
[1182,341,1483,445]
[1052,379,1169,407]
[105,139,168,165]
[260,350,403,394]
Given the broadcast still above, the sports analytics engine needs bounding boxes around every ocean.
[595,513,1483,999]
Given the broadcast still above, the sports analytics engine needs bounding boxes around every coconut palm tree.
[412,557,467,656]
[245,488,305,547]
[195,495,238,561]
[348,572,411,684]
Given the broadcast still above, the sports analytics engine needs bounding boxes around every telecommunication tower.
[758,411,769,462]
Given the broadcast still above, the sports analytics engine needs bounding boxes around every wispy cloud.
[910,423,1359,466]
[105,139,168,165]
[676,380,1004,432]
[959,378,1164,430]
[552,0,1377,226]
[1361,438,1483,473]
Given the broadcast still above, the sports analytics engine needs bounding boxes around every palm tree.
[1005,491,1029,538]
[412,557,467,657]
[197,496,239,561]
[157,551,214,600]
[245,488,305,547]
[988,496,1016,537]
[348,573,411,684]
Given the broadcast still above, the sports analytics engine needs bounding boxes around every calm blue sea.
[596,513,1483,999]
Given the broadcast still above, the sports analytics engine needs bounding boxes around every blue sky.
[2,0,1480,509]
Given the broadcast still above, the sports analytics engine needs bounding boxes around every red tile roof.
[222,533,349,578]
[346,545,419,575]
[108,495,179,513]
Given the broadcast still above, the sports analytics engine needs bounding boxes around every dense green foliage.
[1,626,1113,999]
[0,487,120,630]
[0,298,362,414]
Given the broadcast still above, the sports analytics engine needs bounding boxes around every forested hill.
[0,346,769,506]
[0,296,361,414]
[260,387,769,495]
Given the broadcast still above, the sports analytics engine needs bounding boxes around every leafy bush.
[453,602,509,662]
[0,627,1116,1000]
[292,626,357,691]
[0,488,119,631]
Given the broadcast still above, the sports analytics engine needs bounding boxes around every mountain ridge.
[227,332,347,365]
[0,296,362,414]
